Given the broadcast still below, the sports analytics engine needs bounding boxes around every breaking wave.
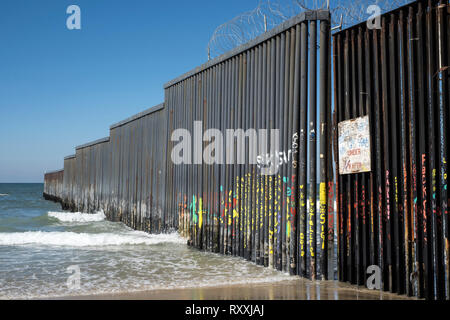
[48,211,106,222]
[0,231,185,247]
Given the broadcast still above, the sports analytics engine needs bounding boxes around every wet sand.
[57,278,416,300]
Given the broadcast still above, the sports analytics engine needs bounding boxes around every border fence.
[333,0,449,299]
[163,10,332,280]
[43,169,64,202]
[44,0,449,299]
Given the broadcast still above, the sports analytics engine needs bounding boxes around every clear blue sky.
[0,0,262,183]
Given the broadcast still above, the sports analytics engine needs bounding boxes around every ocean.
[0,183,292,299]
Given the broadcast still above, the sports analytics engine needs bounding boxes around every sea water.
[0,183,292,299]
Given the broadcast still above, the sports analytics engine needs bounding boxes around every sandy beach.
[55,278,416,300]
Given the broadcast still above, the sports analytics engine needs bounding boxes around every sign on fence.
[338,115,371,175]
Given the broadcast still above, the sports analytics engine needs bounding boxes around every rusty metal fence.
[43,169,64,201]
[62,154,76,210]
[108,103,169,232]
[333,0,449,299]
[73,137,110,214]
[164,10,332,280]
[45,9,333,282]
[42,1,450,300]
[46,104,172,233]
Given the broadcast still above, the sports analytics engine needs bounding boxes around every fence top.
[45,169,64,175]
[332,0,427,37]
[75,137,110,151]
[64,154,76,160]
[163,9,330,89]
[109,103,165,130]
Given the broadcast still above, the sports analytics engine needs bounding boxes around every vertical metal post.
[309,20,317,280]
[298,20,308,278]
[319,18,329,280]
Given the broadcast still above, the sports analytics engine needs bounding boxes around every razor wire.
[207,0,413,59]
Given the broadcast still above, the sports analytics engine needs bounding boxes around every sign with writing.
[338,115,371,175]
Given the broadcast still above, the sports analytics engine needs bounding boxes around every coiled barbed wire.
[207,0,413,59]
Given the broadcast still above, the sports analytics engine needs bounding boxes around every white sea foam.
[1,274,296,300]
[48,210,106,222]
[0,231,185,247]
[0,194,8,196]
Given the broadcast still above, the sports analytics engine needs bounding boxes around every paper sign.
[338,115,371,175]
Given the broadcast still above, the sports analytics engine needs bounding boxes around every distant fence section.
[43,169,64,202]
[333,0,449,299]
[73,137,110,214]
[45,104,171,233]
[108,104,169,232]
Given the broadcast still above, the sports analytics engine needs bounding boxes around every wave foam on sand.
[48,211,106,222]
[0,231,185,247]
